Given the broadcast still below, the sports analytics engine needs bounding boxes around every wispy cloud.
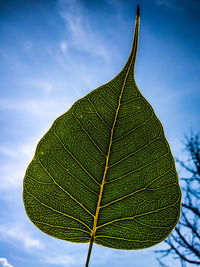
[0,97,68,117]
[43,255,75,265]
[0,224,44,250]
[0,139,40,190]
[18,78,55,96]
[60,40,68,53]
[0,258,13,267]
[155,0,185,11]
[155,0,200,10]
[33,80,54,95]
[155,0,172,8]
[58,0,110,61]
[0,161,27,190]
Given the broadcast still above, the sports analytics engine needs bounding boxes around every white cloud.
[35,80,53,95]
[22,79,54,95]
[43,255,75,265]
[0,98,52,115]
[10,78,54,96]
[0,142,36,159]
[0,139,40,190]
[28,79,54,95]
[58,0,110,61]
[0,97,71,192]
[0,258,13,267]
[0,161,27,190]
[60,40,68,53]
[0,147,19,158]
[0,97,68,117]
[0,225,44,250]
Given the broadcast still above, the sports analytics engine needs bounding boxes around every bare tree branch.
[155,132,200,266]
[182,203,200,217]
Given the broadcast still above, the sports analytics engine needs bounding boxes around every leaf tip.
[137,4,140,17]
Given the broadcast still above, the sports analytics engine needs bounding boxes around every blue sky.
[0,0,200,266]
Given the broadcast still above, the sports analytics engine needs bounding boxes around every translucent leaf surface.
[23,5,181,261]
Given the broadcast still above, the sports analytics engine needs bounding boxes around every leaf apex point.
[137,4,140,17]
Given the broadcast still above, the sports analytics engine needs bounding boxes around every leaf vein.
[52,156,99,196]
[87,97,112,129]
[106,84,120,96]
[24,186,92,231]
[132,218,176,229]
[98,93,117,112]
[95,235,159,243]
[97,195,181,229]
[106,152,170,184]
[116,108,144,121]
[113,115,153,143]
[109,134,163,168]
[26,175,53,184]
[101,172,175,208]
[38,160,95,217]
[32,221,91,234]
[120,96,143,105]
[54,131,101,186]
[72,112,106,157]
[69,134,104,167]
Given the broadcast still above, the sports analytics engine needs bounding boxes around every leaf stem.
[85,236,94,267]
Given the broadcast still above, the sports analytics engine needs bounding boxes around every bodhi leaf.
[23,5,181,266]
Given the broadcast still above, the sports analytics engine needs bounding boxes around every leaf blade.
[23,5,181,255]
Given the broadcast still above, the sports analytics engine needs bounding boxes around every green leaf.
[23,5,181,266]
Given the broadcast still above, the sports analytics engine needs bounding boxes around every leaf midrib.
[91,38,138,240]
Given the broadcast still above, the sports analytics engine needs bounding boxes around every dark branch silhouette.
[155,133,200,266]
